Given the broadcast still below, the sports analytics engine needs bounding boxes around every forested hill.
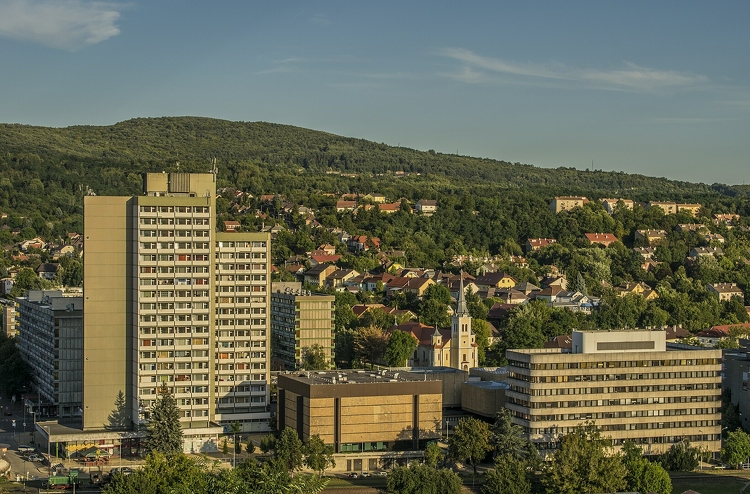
[0,116,744,229]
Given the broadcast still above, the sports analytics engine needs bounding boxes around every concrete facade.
[270,282,335,371]
[550,196,588,213]
[1,299,16,337]
[17,290,83,418]
[83,173,272,442]
[506,330,722,455]
[723,340,750,434]
[277,370,442,453]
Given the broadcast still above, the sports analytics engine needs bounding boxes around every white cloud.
[439,48,707,92]
[0,0,122,50]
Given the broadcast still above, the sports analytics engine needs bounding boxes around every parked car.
[17,445,35,454]
[377,471,388,477]
[361,471,371,478]
[107,467,134,478]
[3,407,11,416]
[348,472,359,479]
[27,454,43,462]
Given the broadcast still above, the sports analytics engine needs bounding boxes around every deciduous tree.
[543,423,627,494]
[448,417,492,475]
[385,330,418,367]
[722,429,750,468]
[303,434,335,476]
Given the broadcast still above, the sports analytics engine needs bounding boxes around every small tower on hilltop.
[451,271,476,371]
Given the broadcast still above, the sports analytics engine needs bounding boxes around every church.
[391,273,478,371]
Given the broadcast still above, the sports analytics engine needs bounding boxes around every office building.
[17,290,83,418]
[270,282,335,370]
[83,172,272,451]
[505,330,722,455]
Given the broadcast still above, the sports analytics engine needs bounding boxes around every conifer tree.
[145,383,183,455]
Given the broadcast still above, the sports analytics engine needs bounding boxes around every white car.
[27,454,43,462]
[17,445,34,454]
[361,471,371,478]
[377,471,388,477]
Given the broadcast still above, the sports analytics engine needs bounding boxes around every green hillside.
[0,116,745,235]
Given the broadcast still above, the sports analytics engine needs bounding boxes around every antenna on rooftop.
[210,158,218,181]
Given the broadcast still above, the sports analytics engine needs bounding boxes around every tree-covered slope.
[0,116,744,234]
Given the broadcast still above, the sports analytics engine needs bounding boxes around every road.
[0,395,51,482]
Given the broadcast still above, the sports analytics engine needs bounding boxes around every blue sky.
[1,1,749,185]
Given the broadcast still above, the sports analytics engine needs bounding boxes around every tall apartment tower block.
[83,172,271,445]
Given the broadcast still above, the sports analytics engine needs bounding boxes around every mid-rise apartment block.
[271,282,335,370]
[1,299,16,337]
[17,290,83,418]
[550,196,589,214]
[83,172,272,448]
[505,330,722,455]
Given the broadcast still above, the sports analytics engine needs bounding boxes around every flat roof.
[464,381,509,390]
[279,369,441,386]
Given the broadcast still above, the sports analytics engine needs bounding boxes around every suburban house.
[584,233,618,247]
[223,220,241,232]
[677,203,702,217]
[525,238,556,253]
[348,235,380,252]
[303,264,337,286]
[549,290,599,313]
[513,282,541,296]
[677,223,709,234]
[539,275,567,290]
[20,237,46,252]
[336,200,357,212]
[309,254,341,266]
[384,276,435,298]
[616,282,659,300]
[633,247,657,260]
[707,283,745,302]
[416,199,438,215]
[704,233,725,244]
[35,263,59,280]
[378,202,401,214]
[600,198,634,214]
[317,244,337,255]
[647,201,677,214]
[543,334,573,350]
[325,269,360,289]
[550,196,589,213]
[51,245,76,260]
[634,229,667,244]
[697,323,750,346]
[366,193,386,203]
[689,246,723,259]
[714,213,740,227]
[474,272,517,289]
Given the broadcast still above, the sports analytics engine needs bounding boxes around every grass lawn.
[670,472,750,494]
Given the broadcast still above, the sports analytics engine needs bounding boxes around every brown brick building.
[277,370,442,453]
